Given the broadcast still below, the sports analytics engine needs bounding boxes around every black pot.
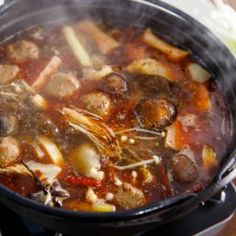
[0,0,236,235]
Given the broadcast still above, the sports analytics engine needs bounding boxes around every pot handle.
[144,154,236,225]
[216,151,236,190]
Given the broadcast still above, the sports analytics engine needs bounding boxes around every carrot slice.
[194,83,211,111]
[165,120,185,150]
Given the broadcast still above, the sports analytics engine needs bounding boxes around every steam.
[0,0,235,144]
[0,0,235,85]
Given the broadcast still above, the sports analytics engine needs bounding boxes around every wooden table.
[225,0,236,8]
[217,180,236,236]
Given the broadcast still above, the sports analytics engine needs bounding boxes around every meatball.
[137,98,176,129]
[170,154,198,183]
[6,40,39,64]
[81,91,112,117]
[115,183,145,209]
[0,64,20,84]
[0,137,20,167]
[104,73,127,94]
[43,72,80,98]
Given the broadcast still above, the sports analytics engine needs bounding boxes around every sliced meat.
[76,20,119,54]
[6,40,39,64]
[0,64,20,84]
[137,98,176,129]
[170,154,198,183]
[32,56,62,91]
[115,183,145,209]
[104,73,127,94]
[81,91,112,117]
[43,72,80,98]
[0,115,17,136]
[0,137,20,168]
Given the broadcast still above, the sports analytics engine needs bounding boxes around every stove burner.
[0,184,235,236]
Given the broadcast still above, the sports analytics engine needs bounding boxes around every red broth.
[0,20,229,212]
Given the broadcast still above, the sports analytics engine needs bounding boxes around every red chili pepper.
[158,164,174,198]
[65,176,101,187]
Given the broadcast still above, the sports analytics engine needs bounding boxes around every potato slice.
[92,202,116,212]
[142,28,188,61]
[28,140,45,159]
[26,160,61,185]
[63,200,115,212]
[0,164,31,175]
[127,58,175,81]
[85,188,98,203]
[187,63,211,83]
[83,65,113,80]
[70,144,104,180]
[37,136,64,166]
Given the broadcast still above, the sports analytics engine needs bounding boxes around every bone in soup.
[0,19,229,212]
